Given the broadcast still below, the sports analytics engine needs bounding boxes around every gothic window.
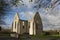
[15,22,16,29]
[12,23,13,30]
[29,22,30,28]
[36,23,38,29]
[36,20,40,29]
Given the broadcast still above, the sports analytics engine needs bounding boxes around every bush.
[44,32,50,36]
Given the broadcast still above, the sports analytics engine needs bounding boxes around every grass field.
[0,31,10,37]
[0,33,60,40]
[0,33,60,38]
[30,34,60,38]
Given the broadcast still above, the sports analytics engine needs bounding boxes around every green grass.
[30,34,60,38]
[0,31,10,37]
[0,34,10,37]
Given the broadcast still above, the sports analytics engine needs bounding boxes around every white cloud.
[18,4,60,31]
[22,0,35,9]
[19,11,35,20]
[40,4,60,30]
[12,0,60,30]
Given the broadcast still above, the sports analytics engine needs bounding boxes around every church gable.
[34,12,41,21]
[29,12,43,35]
[11,12,20,33]
[34,12,43,26]
[14,12,19,21]
[33,12,43,34]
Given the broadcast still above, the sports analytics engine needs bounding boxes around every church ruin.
[11,12,43,37]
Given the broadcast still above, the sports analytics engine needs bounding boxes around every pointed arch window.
[36,23,38,29]
[12,22,13,30]
[29,22,30,28]
[15,22,16,29]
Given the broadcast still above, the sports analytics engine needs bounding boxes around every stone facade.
[11,12,43,37]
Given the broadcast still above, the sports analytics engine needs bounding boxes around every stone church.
[11,12,43,37]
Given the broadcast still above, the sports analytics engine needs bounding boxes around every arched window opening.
[36,23,38,29]
[15,22,16,29]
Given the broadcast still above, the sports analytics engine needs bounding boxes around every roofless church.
[11,12,43,37]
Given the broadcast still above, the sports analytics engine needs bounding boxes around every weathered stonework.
[11,12,43,37]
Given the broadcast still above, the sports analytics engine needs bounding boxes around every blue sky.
[1,0,60,30]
